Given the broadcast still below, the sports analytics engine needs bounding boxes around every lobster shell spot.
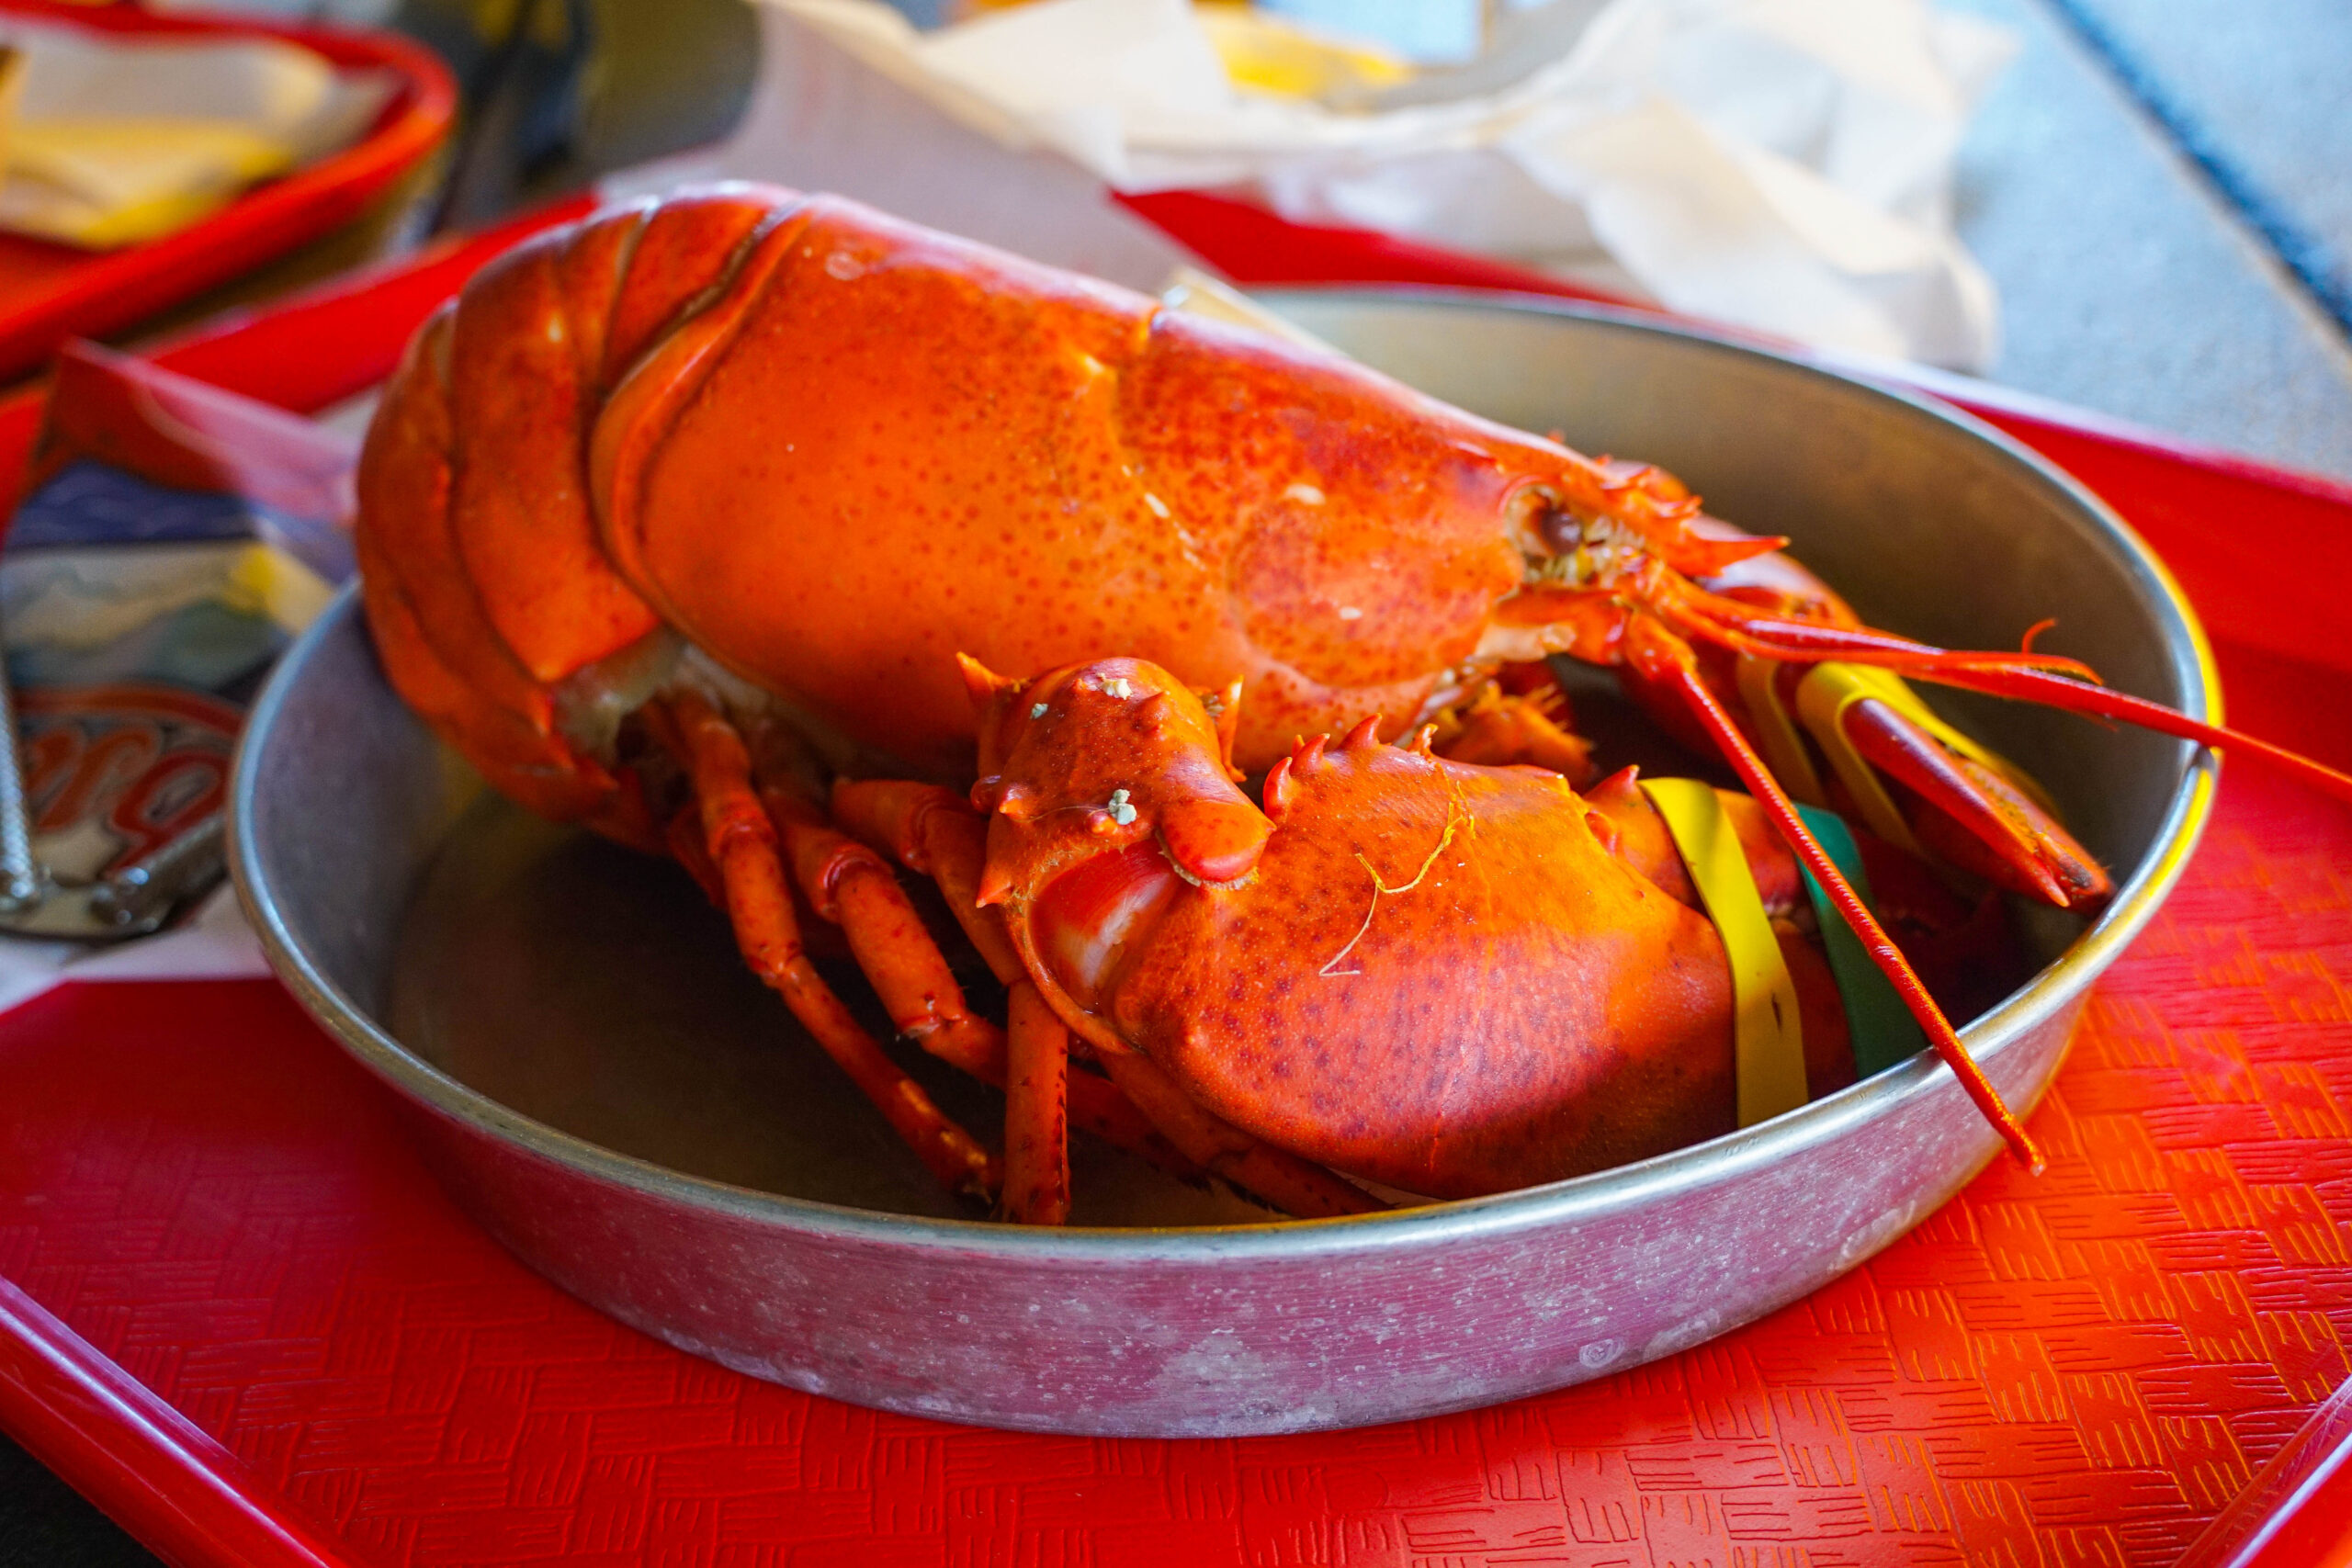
[1116,310,1531,688]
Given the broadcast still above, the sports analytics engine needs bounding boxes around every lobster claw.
[1604,529,2117,916]
[1833,688,2110,909]
[1734,655,2112,912]
[1617,640,2111,913]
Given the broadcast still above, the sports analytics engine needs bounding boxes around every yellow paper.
[1193,6,1412,103]
[0,119,296,248]
[0,24,392,250]
[225,542,337,637]
[0,48,23,175]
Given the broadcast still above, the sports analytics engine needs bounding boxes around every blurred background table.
[2,0,2347,1562]
[99,0,2352,481]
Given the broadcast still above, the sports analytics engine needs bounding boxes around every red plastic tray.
[0,0,455,384]
[2,193,2350,1568]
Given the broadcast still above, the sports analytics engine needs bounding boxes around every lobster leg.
[661,692,1001,1200]
[1426,677,1598,783]
[1004,983,1073,1225]
[762,788,1086,1224]
[663,803,725,907]
[824,779,1204,1190]
[831,778,1383,1219]
[766,791,1009,1080]
[1623,616,2047,1172]
[827,783,1036,999]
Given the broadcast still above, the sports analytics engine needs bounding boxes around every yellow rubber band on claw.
[1735,653,1828,807]
[1792,663,2059,856]
[1640,778,1809,1130]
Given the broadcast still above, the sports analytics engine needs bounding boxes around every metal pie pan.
[231,290,2216,1437]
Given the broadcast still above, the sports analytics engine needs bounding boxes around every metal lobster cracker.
[354,185,2352,1224]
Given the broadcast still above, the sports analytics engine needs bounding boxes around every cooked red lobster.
[356,185,2350,1220]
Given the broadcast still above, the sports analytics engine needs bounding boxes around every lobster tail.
[356,186,820,846]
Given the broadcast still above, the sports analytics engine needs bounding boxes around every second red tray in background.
[0,0,455,385]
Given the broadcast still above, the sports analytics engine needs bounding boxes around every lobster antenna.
[1910,667,2352,806]
[1667,584,2103,683]
[1672,590,2352,806]
[1628,617,2047,1172]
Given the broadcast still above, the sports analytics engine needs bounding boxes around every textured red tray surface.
[0,194,2348,1567]
[1,733,2346,1566]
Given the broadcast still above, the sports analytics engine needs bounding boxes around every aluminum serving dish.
[231,291,2216,1438]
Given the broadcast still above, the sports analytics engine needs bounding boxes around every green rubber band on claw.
[1792,803,1928,1078]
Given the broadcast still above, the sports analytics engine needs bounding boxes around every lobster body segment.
[966,659,1736,1199]
[367,184,1712,796]
[591,191,1572,778]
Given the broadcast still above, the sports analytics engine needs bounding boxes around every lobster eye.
[1502,482,1575,559]
[1537,505,1589,559]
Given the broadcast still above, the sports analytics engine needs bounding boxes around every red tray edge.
[1,1258,362,1568]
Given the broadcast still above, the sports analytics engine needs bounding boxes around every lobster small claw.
[1616,534,2116,917]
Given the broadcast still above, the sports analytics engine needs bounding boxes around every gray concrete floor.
[2052,0,2352,331]
[2,0,2346,1560]
[1948,0,2352,479]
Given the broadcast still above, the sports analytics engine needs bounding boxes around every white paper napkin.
[625,0,2013,369]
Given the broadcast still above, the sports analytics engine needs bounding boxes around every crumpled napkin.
[710,0,2013,369]
[0,19,394,250]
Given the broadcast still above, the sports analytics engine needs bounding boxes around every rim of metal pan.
[230,287,2221,1262]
